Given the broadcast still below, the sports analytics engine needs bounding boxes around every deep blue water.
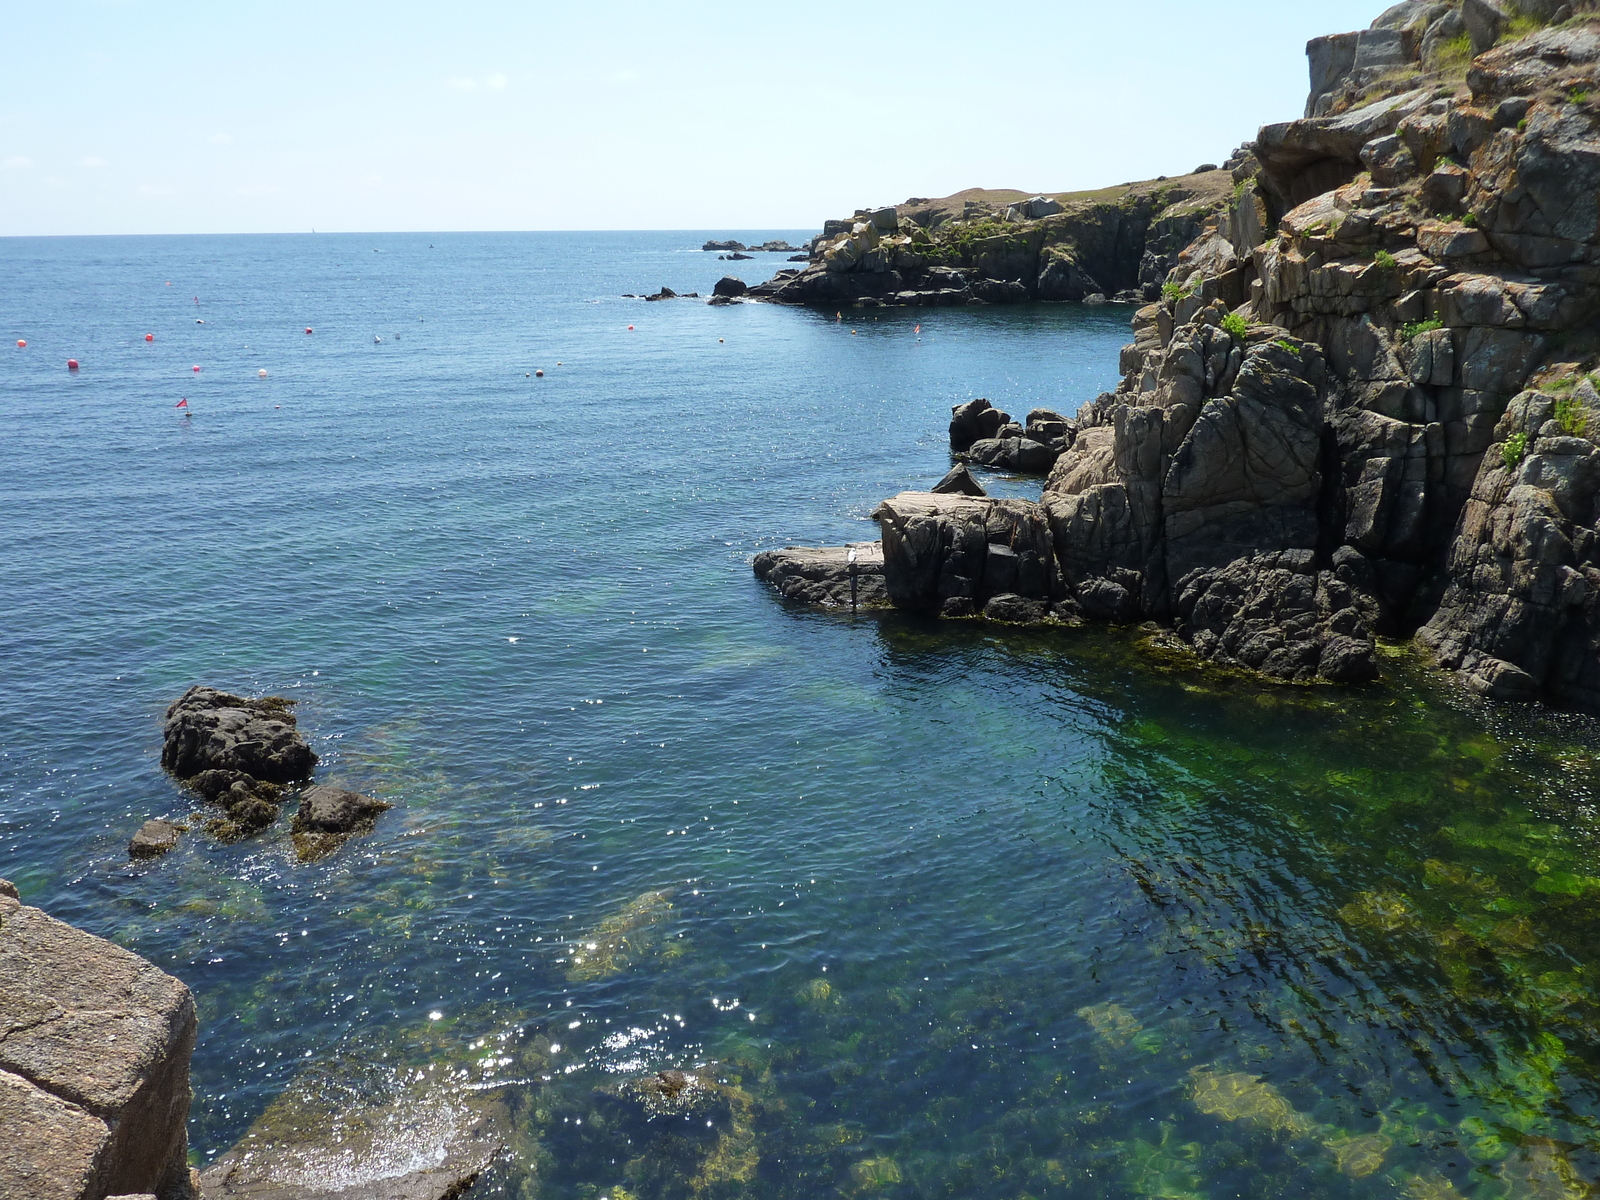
[7,232,1600,1200]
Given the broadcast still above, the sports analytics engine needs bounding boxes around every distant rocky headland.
[756,0,1600,708]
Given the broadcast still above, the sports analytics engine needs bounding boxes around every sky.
[0,1,1389,236]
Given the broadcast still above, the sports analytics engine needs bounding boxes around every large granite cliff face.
[758,0,1600,705]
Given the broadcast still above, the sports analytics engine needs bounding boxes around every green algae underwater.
[177,624,1600,1200]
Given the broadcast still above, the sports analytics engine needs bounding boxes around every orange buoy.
[627,325,634,331]
[192,365,201,372]
[67,359,79,370]
[144,333,154,342]
[535,369,544,377]
[15,340,24,348]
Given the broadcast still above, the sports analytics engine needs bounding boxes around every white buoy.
[258,368,268,378]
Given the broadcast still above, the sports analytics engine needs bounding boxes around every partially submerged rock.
[931,463,987,496]
[128,819,185,860]
[161,686,316,839]
[290,785,393,862]
[752,542,887,608]
[0,880,198,1200]
[198,1061,502,1200]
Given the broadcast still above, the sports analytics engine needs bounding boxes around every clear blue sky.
[0,1,1387,235]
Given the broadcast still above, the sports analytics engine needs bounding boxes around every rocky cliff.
[0,878,198,1200]
[748,173,1239,308]
[757,0,1600,706]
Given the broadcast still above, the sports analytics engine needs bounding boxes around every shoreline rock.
[753,542,887,608]
[752,6,1600,703]
[0,879,199,1200]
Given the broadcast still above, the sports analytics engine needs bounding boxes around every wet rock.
[199,1062,502,1200]
[982,593,1050,623]
[162,687,315,839]
[129,819,185,860]
[290,785,393,862]
[712,276,747,298]
[644,286,679,301]
[931,464,987,496]
[752,542,887,608]
[0,882,197,1200]
[1174,549,1380,683]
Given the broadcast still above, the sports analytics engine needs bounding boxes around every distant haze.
[1,1,1385,236]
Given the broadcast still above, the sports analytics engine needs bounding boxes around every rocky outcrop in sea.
[756,1,1600,705]
[746,174,1239,308]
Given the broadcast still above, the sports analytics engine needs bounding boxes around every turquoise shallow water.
[7,232,1600,1199]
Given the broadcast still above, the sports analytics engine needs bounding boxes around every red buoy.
[15,340,24,348]
[192,365,201,372]
[535,369,544,377]
[144,333,154,342]
[67,359,79,370]
[628,325,635,331]
[305,327,313,335]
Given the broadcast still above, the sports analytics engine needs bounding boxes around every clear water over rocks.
[5,232,1600,1199]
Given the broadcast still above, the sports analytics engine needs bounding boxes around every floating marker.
[535,369,544,377]
[67,359,79,370]
[627,325,634,331]
[175,398,188,409]
[718,338,724,343]
[305,327,313,335]
[145,333,154,342]
[258,368,268,378]
[192,365,201,372]
[15,340,24,348]
[195,319,204,324]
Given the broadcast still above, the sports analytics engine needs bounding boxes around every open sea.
[8,231,1600,1200]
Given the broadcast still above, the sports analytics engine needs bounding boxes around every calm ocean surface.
[7,232,1600,1199]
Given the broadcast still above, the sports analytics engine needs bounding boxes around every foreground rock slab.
[752,541,887,608]
[199,1065,503,1200]
[0,879,197,1200]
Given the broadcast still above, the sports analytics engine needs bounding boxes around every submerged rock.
[199,1061,502,1200]
[290,785,393,862]
[129,819,186,860]
[752,542,888,608]
[0,880,199,1200]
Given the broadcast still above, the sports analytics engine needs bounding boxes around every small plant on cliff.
[1374,249,1399,271]
[1221,312,1249,340]
[1273,338,1301,356]
[1570,87,1591,104]
[1555,394,1589,436]
[1518,116,1530,131]
[1402,318,1444,341]
[1501,431,1530,468]
[1162,281,1184,303]
[1462,211,1479,227]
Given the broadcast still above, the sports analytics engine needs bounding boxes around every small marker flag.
[175,398,188,408]
[914,324,921,334]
